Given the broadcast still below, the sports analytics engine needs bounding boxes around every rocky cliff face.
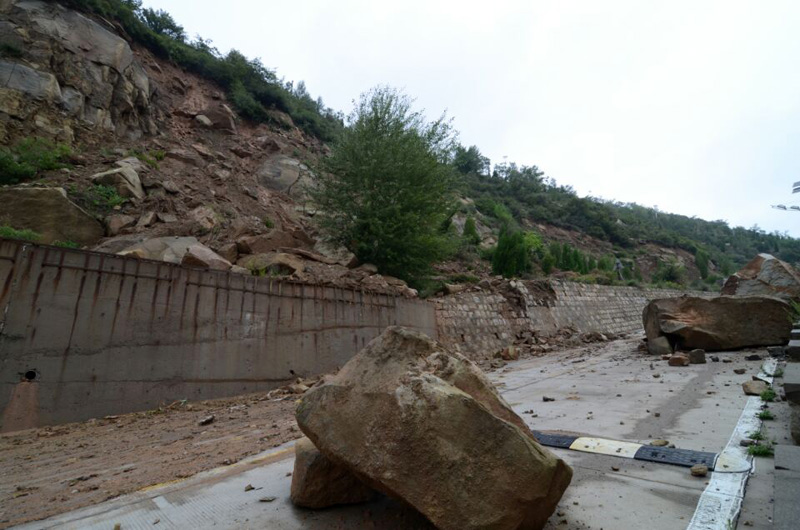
[0,0,419,296]
[0,0,159,142]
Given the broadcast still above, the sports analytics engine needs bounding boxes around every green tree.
[695,248,710,279]
[492,229,531,278]
[310,87,457,285]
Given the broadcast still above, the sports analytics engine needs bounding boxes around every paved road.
[17,338,782,530]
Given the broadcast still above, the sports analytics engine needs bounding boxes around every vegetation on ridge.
[57,0,343,141]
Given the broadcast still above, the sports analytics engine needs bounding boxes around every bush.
[311,87,456,286]
[541,252,556,274]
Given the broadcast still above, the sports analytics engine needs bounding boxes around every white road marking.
[686,358,777,530]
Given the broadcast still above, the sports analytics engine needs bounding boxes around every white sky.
[145,0,800,236]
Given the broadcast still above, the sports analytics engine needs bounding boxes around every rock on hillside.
[722,253,800,301]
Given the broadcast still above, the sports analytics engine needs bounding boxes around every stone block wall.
[434,280,711,358]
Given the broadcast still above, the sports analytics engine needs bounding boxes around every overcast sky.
[145,0,800,236]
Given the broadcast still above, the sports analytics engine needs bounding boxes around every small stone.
[710,356,720,362]
[259,496,277,502]
[542,396,555,402]
[734,368,746,375]
[742,380,768,396]
[650,439,669,447]
[654,412,661,417]
[740,439,756,447]
[611,466,620,471]
[652,373,661,378]
[198,415,215,426]
[745,354,762,361]
[668,354,690,367]
[722,359,733,364]
[690,464,708,477]
[688,349,706,364]
[244,484,254,492]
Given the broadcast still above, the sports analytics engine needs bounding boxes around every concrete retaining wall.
[434,280,712,357]
[0,239,436,431]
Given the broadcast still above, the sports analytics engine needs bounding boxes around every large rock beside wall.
[296,326,572,530]
[434,280,711,360]
[721,254,800,302]
[643,296,792,351]
[0,0,159,142]
[0,187,103,245]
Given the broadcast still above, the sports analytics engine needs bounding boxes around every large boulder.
[722,254,800,301]
[0,187,103,245]
[257,155,314,198]
[643,296,792,351]
[296,327,572,530]
[117,236,200,263]
[181,244,232,271]
[236,230,308,255]
[237,252,305,276]
[91,166,144,199]
[290,437,377,509]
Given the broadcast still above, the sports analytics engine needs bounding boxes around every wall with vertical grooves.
[0,239,436,431]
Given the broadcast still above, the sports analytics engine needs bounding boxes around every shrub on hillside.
[0,137,71,185]
[492,230,531,278]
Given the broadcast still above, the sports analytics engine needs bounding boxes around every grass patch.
[52,240,80,249]
[127,149,165,169]
[0,225,42,242]
[747,443,774,457]
[748,430,765,441]
[757,410,775,421]
[0,138,71,185]
[69,184,127,214]
[774,368,784,378]
[760,388,777,402]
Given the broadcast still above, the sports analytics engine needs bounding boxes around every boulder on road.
[688,349,707,364]
[296,327,572,530]
[722,253,800,302]
[643,296,792,351]
[742,380,768,396]
[290,437,377,509]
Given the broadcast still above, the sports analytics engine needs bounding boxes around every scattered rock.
[198,415,215,426]
[296,327,573,530]
[236,230,309,254]
[649,440,669,447]
[734,368,746,375]
[496,346,519,361]
[742,380,768,396]
[290,437,377,509]
[105,214,136,236]
[690,464,708,477]
[643,296,792,351]
[259,496,277,503]
[543,396,556,402]
[668,354,690,367]
[647,336,673,356]
[688,349,706,364]
[237,252,305,276]
[710,356,720,362]
[244,484,254,492]
[745,354,762,361]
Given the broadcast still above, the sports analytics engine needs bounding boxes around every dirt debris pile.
[292,326,572,530]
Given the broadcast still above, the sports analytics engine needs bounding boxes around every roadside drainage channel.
[686,357,777,530]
